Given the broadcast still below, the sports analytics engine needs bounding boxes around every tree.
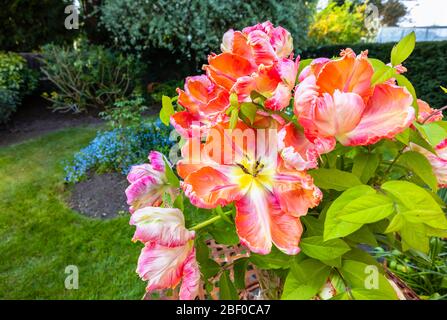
[0,0,77,52]
[308,1,368,45]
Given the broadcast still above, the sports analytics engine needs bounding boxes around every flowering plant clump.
[126,22,447,300]
[64,121,173,183]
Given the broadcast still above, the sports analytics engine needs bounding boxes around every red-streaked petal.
[235,186,302,255]
[247,30,276,66]
[273,167,322,217]
[264,82,292,111]
[149,151,166,172]
[340,83,415,146]
[316,50,374,100]
[170,111,198,138]
[137,242,193,292]
[269,26,293,58]
[130,207,195,246]
[417,99,443,124]
[179,248,200,300]
[278,123,320,170]
[182,166,244,209]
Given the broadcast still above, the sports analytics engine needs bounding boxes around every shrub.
[0,52,39,123]
[99,94,148,129]
[149,80,184,104]
[0,0,77,52]
[308,1,368,45]
[100,0,317,68]
[41,41,144,113]
[302,41,447,110]
[64,120,174,183]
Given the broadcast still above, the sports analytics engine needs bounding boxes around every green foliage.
[374,239,447,299]
[309,168,362,191]
[0,0,76,52]
[391,31,416,67]
[308,1,368,45]
[100,0,317,67]
[149,80,183,103]
[160,96,175,126]
[99,94,148,129]
[302,41,447,110]
[0,52,39,123]
[41,41,143,113]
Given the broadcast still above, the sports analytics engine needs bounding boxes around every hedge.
[302,41,447,110]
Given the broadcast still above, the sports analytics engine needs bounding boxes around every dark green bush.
[0,0,77,52]
[302,41,447,109]
[41,41,144,113]
[0,52,39,123]
[100,0,317,71]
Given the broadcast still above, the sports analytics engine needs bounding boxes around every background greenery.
[303,41,447,109]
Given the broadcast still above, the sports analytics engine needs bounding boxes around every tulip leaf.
[159,95,175,126]
[229,108,239,130]
[391,31,416,66]
[233,258,248,290]
[310,168,362,191]
[441,86,447,94]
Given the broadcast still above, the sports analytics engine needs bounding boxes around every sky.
[317,0,447,27]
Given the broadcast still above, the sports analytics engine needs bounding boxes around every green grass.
[0,126,146,299]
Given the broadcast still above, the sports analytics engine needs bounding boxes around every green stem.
[190,210,232,231]
[384,146,406,175]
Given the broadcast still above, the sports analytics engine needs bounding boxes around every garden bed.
[68,172,128,219]
[0,96,102,147]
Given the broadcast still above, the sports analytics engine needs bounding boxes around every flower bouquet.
[125,21,447,300]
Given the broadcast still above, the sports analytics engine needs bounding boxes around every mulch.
[0,96,102,147]
[68,172,129,219]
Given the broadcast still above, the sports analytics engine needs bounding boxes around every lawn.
[0,126,145,299]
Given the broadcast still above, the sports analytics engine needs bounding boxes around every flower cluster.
[64,121,173,183]
[126,22,446,300]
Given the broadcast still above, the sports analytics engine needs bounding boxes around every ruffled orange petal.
[340,83,415,146]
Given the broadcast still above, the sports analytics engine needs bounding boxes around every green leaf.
[209,219,239,246]
[351,288,397,300]
[337,193,395,224]
[441,86,447,94]
[229,108,239,130]
[395,74,418,113]
[219,270,238,300]
[341,260,398,300]
[302,216,324,236]
[163,157,179,187]
[400,221,429,253]
[352,153,380,183]
[414,122,447,148]
[300,236,350,261]
[159,95,175,126]
[282,259,331,300]
[346,226,378,247]
[395,128,411,145]
[324,185,376,240]
[309,168,362,191]
[195,238,220,279]
[250,246,292,270]
[371,65,396,86]
[233,258,248,290]
[409,128,436,153]
[240,102,257,125]
[391,31,416,66]
[385,214,404,233]
[368,58,386,72]
[397,151,438,191]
